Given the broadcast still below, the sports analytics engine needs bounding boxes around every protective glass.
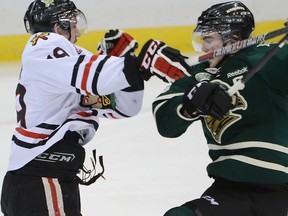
[192,26,223,52]
[74,9,88,35]
[59,9,88,36]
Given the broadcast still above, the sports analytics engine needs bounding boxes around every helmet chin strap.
[67,30,72,42]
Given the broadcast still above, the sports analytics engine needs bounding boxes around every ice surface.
[0,62,212,216]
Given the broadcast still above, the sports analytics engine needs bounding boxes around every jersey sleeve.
[21,33,142,97]
[152,76,199,138]
[96,90,143,119]
[113,81,144,117]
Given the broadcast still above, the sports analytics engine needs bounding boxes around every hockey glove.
[138,39,192,82]
[182,81,233,120]
[80,94,116,109]
[97,29,138,57]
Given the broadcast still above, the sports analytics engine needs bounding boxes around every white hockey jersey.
[8,32,144,171]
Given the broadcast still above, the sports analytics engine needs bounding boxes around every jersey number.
[16,83,27,128]
[47,47,70,59]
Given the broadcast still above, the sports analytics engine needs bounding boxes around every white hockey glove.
[97,29,138,57]
[138,39,192,82]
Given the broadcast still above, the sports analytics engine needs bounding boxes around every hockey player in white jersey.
[0,0,193,215]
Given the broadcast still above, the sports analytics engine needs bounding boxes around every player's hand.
[80,94,116,109]
[138,39,192,82]
[182,81,233,119]
[97,29,138,57]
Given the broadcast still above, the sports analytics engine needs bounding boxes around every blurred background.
[0,0,287,62]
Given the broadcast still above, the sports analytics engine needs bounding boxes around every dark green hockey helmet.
[193,1,255,51]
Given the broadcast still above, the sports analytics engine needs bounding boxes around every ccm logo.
[141,40,161,69]
[35,152,76,163]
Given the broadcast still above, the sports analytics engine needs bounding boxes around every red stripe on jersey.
[15,127,49,139]
[81,55,98,95]
[47,178,61,216]
[107,113,118,119]
[77,111,93,117]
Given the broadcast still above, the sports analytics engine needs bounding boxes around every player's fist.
[97,29,138,57]
[182,81,233,119]
[138,39,191,82]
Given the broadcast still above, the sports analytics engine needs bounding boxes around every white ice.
[0,62,213,216]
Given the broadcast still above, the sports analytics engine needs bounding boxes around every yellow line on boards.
[0,20,286,63]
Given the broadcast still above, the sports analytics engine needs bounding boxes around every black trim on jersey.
[121,81,144,92]
[64,118,99,131]
[103,114,109,118]
[13,117,99,149]
[71,55,85,94]
[123,55,142,85]
[36,123,59,130]
[12,135,47,149]
[91,56,110,95]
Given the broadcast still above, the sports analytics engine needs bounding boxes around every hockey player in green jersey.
[152,1,288,216]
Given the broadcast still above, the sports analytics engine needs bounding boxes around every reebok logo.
[35,152,76,163]
[227,67,248,78]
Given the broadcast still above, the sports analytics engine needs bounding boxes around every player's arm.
[152,77,197,138]
[29,32,188,112]
[153,74,234,137]
[98,31,193,84]
[82,29,143,118]
[28,33,142,95]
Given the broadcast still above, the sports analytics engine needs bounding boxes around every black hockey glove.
[138,39,192,82]
[97,29,138,57]
[182,81,233,120]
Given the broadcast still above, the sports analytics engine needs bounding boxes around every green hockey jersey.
[152,43,288,184]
